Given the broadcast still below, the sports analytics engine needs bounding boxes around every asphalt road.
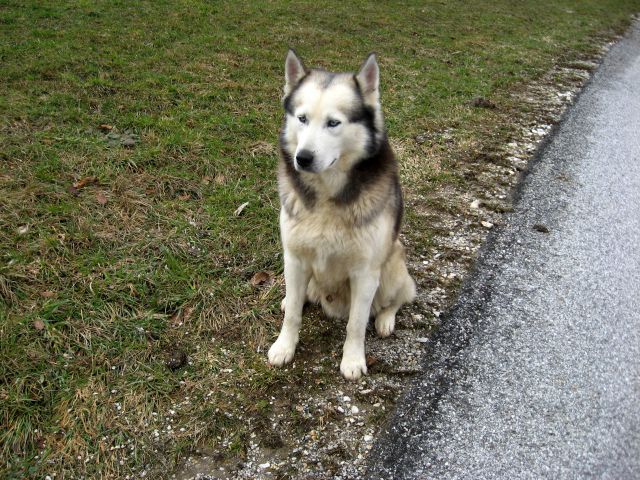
[367,20,640,480]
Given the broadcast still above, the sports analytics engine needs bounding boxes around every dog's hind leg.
[269,252,311,367]
[374,242,416,337]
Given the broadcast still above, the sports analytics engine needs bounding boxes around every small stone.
[351,405,359,415]
[533,223,550,233]
[470,199,481,209]
[164,349,188,370]
[343,396,351,403]
[364,434,374,442]
[415,133,429,144]
[122,136,137,148]
[481,221,494,229]
[469,96,497,109]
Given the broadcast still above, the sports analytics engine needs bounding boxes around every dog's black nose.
[295,150,314,170]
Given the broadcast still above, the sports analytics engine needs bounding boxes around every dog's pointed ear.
[356,53,380,104]
[285,49,306,96]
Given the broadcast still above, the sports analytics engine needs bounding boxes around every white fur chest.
[280,205,390,285]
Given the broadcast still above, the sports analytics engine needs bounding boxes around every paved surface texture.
[367,20,640,480]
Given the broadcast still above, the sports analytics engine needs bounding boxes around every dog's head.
[281,50,384,173]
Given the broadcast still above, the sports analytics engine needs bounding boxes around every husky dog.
[268,50,416,380]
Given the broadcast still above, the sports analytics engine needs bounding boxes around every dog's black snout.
[295,150,314,170]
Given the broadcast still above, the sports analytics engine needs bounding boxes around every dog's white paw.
[375,311,395,338]
[268,337,296,367]
[340,353,367,380]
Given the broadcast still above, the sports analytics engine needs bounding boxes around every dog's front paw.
[340,353,367,380]
[268,337,296,367]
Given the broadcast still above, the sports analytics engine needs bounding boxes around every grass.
[1,1,638,478]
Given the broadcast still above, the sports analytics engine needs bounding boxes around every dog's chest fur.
[280,196,394,286]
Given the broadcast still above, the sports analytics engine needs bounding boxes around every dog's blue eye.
[327,119,341,128]
[298,115,307,124]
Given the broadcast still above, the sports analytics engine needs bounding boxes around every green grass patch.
[1,1,638,478]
